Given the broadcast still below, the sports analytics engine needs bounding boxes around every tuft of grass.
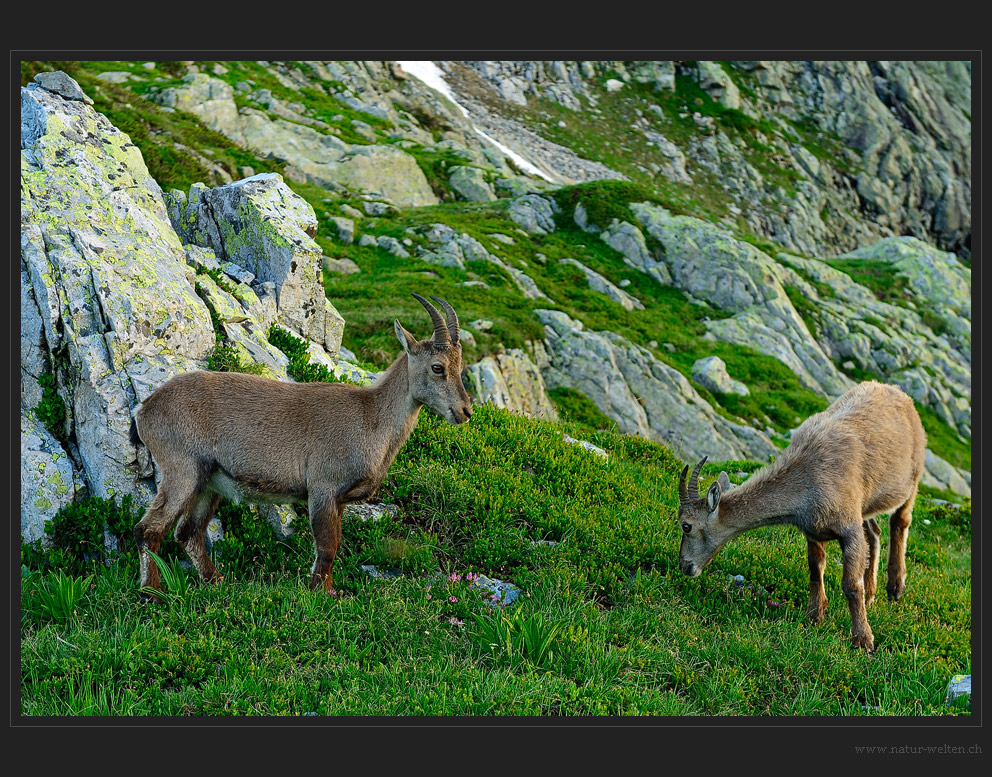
[28,570,93,623]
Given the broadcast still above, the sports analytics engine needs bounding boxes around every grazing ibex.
[130,293,472,600]
[676,381,926,651]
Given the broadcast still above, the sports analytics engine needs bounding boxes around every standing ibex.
[130,293,472,599]
[676,381,926,651]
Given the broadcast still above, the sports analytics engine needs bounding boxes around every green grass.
[21,404,971,716]
[822,258,914,307]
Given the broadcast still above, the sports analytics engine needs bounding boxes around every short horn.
[430,295,460,344]
[411,292,450,345]
[687,456,707,499]
[678,464,689,504]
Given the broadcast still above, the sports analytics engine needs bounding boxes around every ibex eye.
[681,522,692,534]
[431,364,444,375]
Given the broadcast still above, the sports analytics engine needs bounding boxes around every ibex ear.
[718,471,731,492]
[394,320,418,354]
[707,480,723,513]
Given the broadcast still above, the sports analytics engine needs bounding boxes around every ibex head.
[394,293,473,424]
[677,456,733,576]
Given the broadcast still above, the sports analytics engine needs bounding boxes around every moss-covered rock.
[466,349,558,420]
[21,73,214,502]
[21,414,78,545]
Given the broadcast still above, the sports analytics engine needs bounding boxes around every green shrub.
[35,372,68,444]
[31,495,144,575]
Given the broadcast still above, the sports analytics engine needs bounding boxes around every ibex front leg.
[308,490,343,595]
[838,526,874,652]
[806,538,828,624]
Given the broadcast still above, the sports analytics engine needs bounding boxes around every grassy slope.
[21,406,971,716]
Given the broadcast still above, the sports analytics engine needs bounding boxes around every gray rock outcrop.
[466,349,558,420]
[534,310,778,462]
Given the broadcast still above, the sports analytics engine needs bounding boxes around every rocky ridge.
[20,73,372,542]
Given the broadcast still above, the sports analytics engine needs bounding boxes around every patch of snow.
[396,60,556,183]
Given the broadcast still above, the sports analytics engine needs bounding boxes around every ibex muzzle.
[674,381,926,652]
[131,293,472,599]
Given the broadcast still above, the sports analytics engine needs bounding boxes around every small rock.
[340,204,364,220]
[457,280,490,289]
[362,201,397,217]
[33,71,93,104]
[360,565,400,580]
[923,519,932,525]
[619,279,631,288]
[328,216,355,245]
[605,79,625,92]
[946,674,971,708]
[662,343,676,353]
[238,166,255,179]
[471,575,522,608]
[563,434,608,459]
[648,340,659,348]
[142,62,156,70]
[344,503,399,522]
[692,355,750,396]
[323,256,361,275]
[842,360,856,371]
[469,319,493,332]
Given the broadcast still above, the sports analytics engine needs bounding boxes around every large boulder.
[332,145,438,207]
[21,73,215,502]
[449,166,497,202]
[630,202,854,399]
[507,194,559,235]
[467,349,558,420]
[165,173,345,356]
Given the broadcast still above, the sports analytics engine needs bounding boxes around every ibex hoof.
[851,633,875,652]
[807,601,827,624]
[886,582,906,601]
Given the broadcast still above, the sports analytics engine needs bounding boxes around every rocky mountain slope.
[20,60,971,544]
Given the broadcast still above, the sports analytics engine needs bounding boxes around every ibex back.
[131,293,472,599]
[675,381,926,651]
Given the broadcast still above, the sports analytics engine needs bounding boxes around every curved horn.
[411,292,450,345]
[430,295,460,344]
[687,456,707,500]
[678,464,689,504]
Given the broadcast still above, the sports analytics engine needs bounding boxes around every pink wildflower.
[448,596,458,603]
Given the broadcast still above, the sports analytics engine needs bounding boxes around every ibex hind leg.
[806,538,828,624]
[863,517,881,608]
[308,491,343,596]
[887,485,917,602]
[133,467,208,601]
[177,491,224,584]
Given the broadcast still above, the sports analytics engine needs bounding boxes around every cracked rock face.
[534,309,778,462]
[466,349,558,421]
[21,74,215,507]
[164,173,344,355]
